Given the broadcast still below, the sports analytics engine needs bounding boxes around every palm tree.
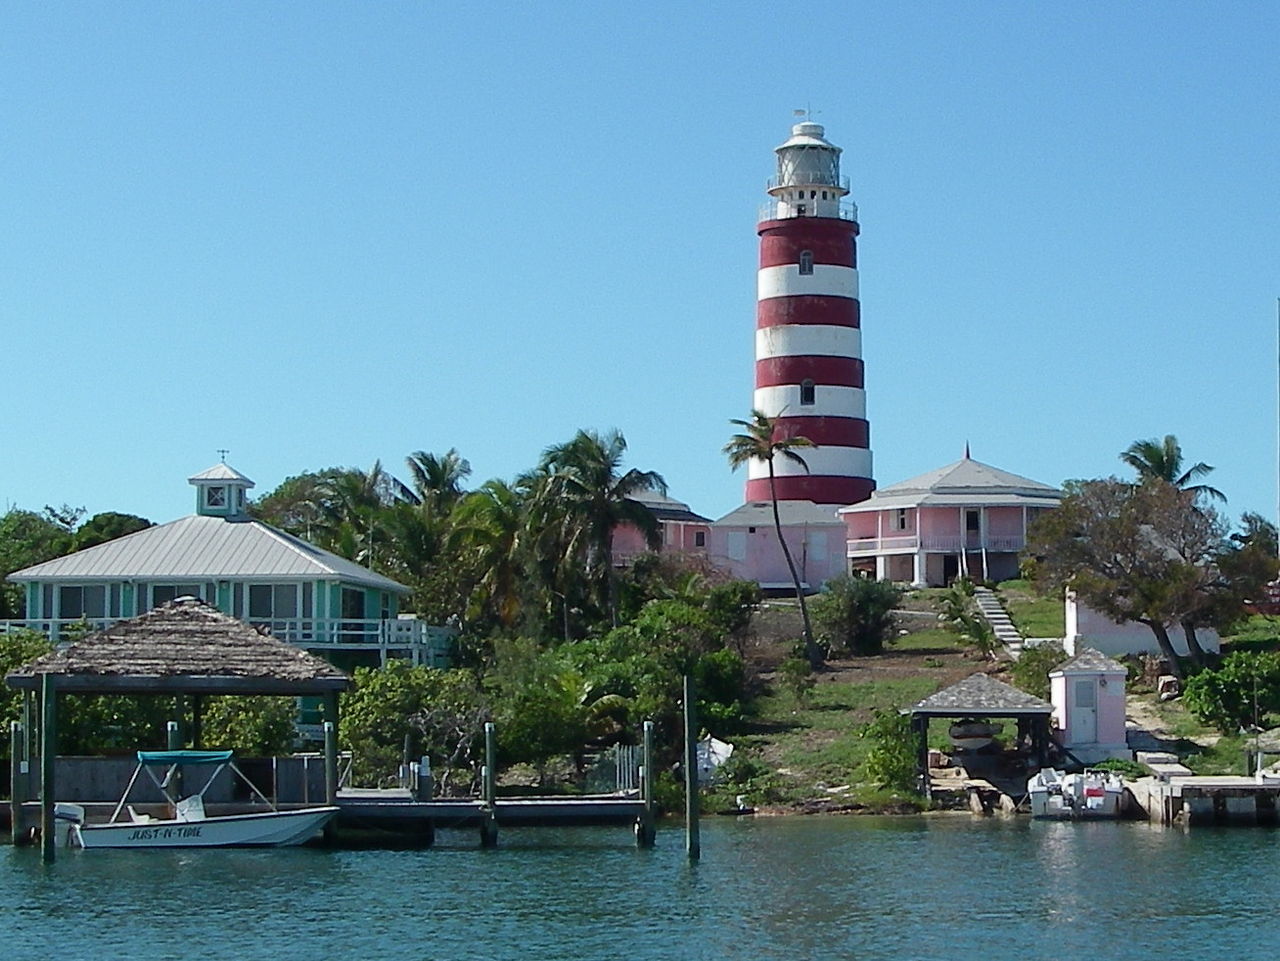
[723,410,822,669]
[1120,435,1225,502]
[451,479,527,628]
[404,448,472,514]
[539,429,667,626]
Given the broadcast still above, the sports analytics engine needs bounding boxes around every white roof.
[8,514,407,593]
[839,457,1061,514]
[713,500,844,527]
[188,463,255,487]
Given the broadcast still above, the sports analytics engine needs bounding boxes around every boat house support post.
[912,714,930,797]
[39,673,56,863]
[480,721,498,847]
[683,674,700,861]
[636,719,656,848]
[190,695,204,749]
[9,721,24,845]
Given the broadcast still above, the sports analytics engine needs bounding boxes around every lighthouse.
[747,120,873,506]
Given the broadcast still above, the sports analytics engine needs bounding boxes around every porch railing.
[846,534,1027,555]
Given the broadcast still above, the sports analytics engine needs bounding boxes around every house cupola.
[189,462,255,518]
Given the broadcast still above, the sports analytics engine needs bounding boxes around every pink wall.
[612,520,711,561]
[1050,670,1127,748]
[709,523,846,588]
[919,508,961,538]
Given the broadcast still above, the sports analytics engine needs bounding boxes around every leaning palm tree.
[723,410,822,669]
[1120,434,1225,502]
[404,448,472,514]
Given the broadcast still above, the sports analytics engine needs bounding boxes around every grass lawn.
[997,578,1065,638]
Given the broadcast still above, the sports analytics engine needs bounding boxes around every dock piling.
[480,721,498,847]
[9,721,24,845]
[683,675,700,861]
[636,719,656,847]
[40,673,56,863]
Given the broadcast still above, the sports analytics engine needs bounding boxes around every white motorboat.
[1027,768,1125,820]
[948,719,1003,752]
[62,750,338,849]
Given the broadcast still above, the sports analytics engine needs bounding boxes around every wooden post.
[40,673,56,863]
[322,692,339,802]
[9,721,23,846]
[190,695,204,749]
[683,674,700,860]
[913,715,930,797]
[636,719,656,848]
[167,720,182,802]
[480,721,497,847]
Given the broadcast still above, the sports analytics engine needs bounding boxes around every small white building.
[1064,591,1221,658]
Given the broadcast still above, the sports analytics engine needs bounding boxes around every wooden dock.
[335,788,649,845]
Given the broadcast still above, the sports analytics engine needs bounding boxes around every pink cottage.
[838,455,1061,586]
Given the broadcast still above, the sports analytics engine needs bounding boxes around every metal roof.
[908,673,1054,716]
[713,500,844,527]
[188,463,255,486]
[627,489,712,524]
[839,457,1060,513]
[7,514,408,593]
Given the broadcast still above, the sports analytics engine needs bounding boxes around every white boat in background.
[948,719,1003,752]
[62,750,338,849]
[1028,768,1125,820]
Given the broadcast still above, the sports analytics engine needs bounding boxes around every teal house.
[6,464,451,666]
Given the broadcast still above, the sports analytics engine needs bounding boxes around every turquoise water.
[4,816,1279,961]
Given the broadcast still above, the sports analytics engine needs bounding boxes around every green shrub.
[1092,757,1144,778]
[1009,641,1068,701]
[1182,651,1280,735]
[811,575,902,656]
[858,708,918,792]
[778,655,817,708]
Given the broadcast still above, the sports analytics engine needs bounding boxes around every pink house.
[612,489,712,565]
[709,500,846,591]
[838,456,1061,586]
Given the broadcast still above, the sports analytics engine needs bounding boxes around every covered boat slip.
[5,598,352,861]
[905,674,1056,807]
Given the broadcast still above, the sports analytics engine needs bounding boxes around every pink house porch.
[839,456,1061,586]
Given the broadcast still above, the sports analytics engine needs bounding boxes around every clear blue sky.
[3,3,1277,530]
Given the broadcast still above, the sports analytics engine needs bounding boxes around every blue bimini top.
[136,750,234,766]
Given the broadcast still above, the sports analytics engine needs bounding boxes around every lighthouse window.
[799,251,814,275]
[800,379,816,406]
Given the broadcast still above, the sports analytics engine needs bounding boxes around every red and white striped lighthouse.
[747,120,874,506]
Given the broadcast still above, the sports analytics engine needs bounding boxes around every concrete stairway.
[972,586,1025,657]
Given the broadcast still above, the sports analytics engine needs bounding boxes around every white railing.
[759,200,858,223]
[0,616,456,664]
[846,534,1027,555]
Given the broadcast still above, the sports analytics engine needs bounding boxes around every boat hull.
[74,807,339,849]
[1028,770,1124,820]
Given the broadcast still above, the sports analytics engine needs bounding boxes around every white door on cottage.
[1073,679,1097,744]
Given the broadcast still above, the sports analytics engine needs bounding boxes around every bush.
[342,661,489,790]
[778,656,816,708]
[1182,651,1280,735]
[858,709,918,792]
[938,578,997,657]
[811,575,902,656]
[1009,641,1068,701]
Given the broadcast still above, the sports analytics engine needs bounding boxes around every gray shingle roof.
[5,598,351,694]
[909,673,1053,716]
[7,514,407,593]
[1051,647,1127,675]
